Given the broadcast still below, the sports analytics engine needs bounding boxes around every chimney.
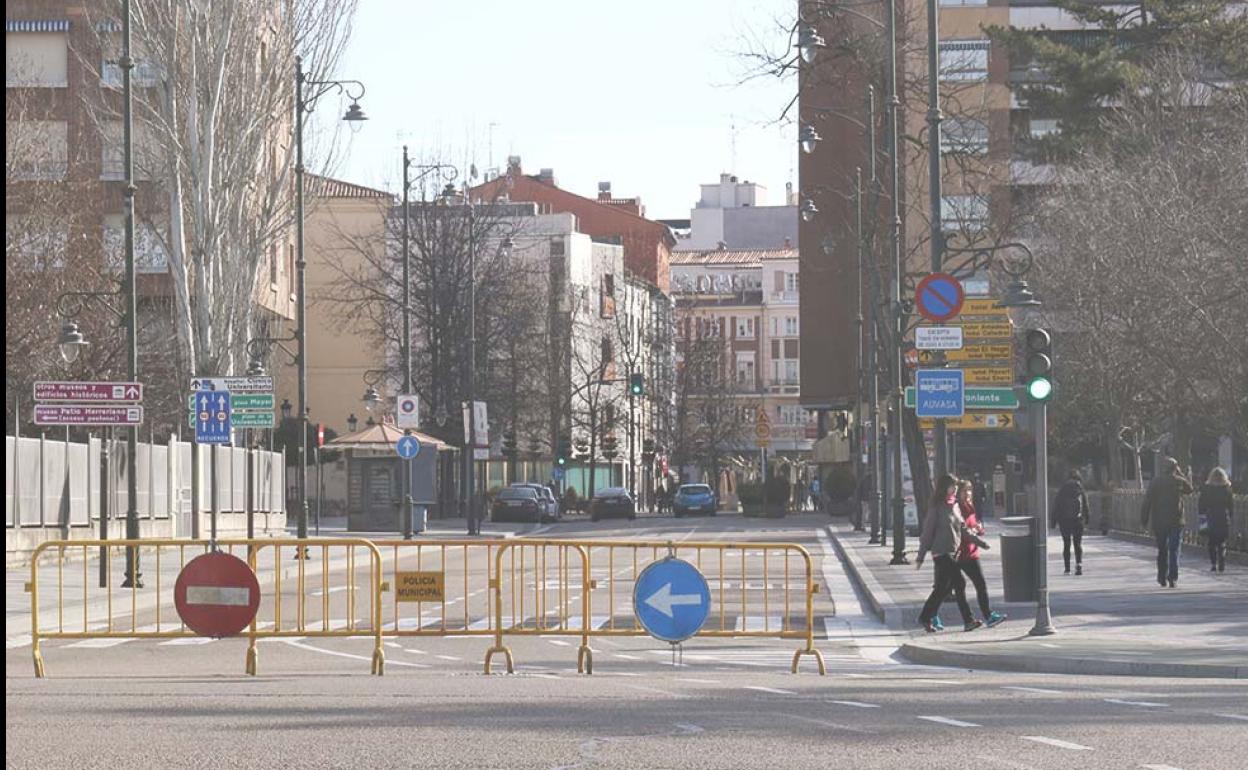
[783,236,792,249]
[597,181,612,201]
[538,168,556,185]
[507,155,522,175]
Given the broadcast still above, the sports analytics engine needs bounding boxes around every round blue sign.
[633,557,711,643]
[395,435,421,459]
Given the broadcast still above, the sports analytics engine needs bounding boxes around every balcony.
[768,290,799,305]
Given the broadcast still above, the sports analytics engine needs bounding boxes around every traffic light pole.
[1030,398,1056,635]
[628,389,636,503]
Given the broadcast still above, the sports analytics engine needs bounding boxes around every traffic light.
[601,435,619,460]
[556,436,571,467]
[641,437,656,462]
[629,372,644,396]
[1024,328,1053,401]
[502,430,517,457]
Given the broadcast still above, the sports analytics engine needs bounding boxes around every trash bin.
[999,515,1036,603]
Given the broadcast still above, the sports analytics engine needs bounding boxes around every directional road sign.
[915,326,964,350]
[633,557,711,643]
[34,381,142,403]
[962,366,1015,385]
[187,409,273,429]
[920,412,1015,431]
[915,273,965,323]
[188,376,274,393]
[958,319,1013,340]
[395,434,421,459]
[906,386,1018,410]
[194,391,232,445]
[34,405,143,426]
[960,298,1010,317]
[944,343,1014,363]
[186,394,273,411]
[914,369,965,419]
[173,551,260,637]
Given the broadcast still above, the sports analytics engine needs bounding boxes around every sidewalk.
[828,522,1248,678]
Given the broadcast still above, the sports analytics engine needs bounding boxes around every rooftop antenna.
[730,115,738,174]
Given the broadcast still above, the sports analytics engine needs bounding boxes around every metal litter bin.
[999,515,1036,602]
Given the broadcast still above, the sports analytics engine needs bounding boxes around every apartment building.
[672,173,799,252]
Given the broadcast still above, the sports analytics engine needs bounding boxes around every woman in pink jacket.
[956,480,1006,627]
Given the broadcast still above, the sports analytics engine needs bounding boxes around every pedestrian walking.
[809,476,821,514]
[1199,467,1233,573]
[955,480,1006,627]
[1141,457,1195,588]
[916,474,983,633]
[1052,470,1090,575]
[973,474,989,518]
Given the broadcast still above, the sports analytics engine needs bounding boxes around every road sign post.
[633,557,711,644]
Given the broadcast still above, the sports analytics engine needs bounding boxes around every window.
[103,215,170,273]
[287,244,295,296]
[1029,118,1061,138]
[941,195,990,232]
[941,118,989,155]
[549,238,565,257]
[101,121,159,180]
[785,273,799,293]
[600,337,614,366]
[6,31,69,87]
[99,33,162,88]
[269,243,279,286]
[939,41,990,82]
[7,218,67,270]
[5,120,67,179]
[784,317,799,336]
[736,317,755,339]
[785,360,799,383]
[735,353,755,386]
[939,0,987,5]
[600,273,616,318]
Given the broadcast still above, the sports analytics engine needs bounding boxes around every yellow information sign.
[945,343,1013,362]
[920,412,1016,431]
[958,320,1013,340]
[960,298,1011,317]
[962,367,1014,385]
[395,571,445,602]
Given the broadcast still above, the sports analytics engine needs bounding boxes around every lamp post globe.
[57,322,88,364]
[797,23,825,65]
[799,124,821,155]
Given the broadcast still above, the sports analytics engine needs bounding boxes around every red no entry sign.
[174,552,261,637]
[915,273,965,323]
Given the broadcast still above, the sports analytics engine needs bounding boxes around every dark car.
[509,483,560,522]
[491,487,543,523]
[673,484,717,517]
[589,487,636,522]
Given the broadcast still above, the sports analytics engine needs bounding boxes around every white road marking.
[829,700,880,709]
[383,642,403,649]
[402,648,427,655]
[279,638,429,667]
[157,637,215,646]
[913,678,964,685]
[1002,686,1064,695]
[918,716,981,728]
[612,653,641,660]
[843,673,874,679]
[1038,642,1061,648]
[63,638,134,648]
[619,683,683,697]
[1140,765,1187,770]
[1020,736,1094,751]
[744,686,796,695]
[1214,713,1248,722]
[675,677,720,684]
[435,654,462,661]
[1104,698,1167,708]
[782,714,868,733]
[7,635,32,649]
[546,639,572,647]
[309,586,351,596]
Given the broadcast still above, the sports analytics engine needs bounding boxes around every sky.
[324,0,799,220]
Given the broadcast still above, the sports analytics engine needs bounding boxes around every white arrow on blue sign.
[633,557,711,643]
[195,390,232,445]
[395,434,421,459]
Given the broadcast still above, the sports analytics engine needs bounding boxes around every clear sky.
[326,0,798,220]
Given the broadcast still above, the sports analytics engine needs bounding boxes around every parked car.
[589,487,636,522]
[491,487,543,523]
[509,483,560,522]
[673,484,717,517]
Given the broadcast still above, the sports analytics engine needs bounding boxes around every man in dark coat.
[1051,470,1090,575]
[1141,457,1195,587]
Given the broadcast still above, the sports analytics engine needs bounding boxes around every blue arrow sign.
[915,369,965,418]
[195,390,231,444]
[551,467,566,481]
[395,434,421,459]
[633,557,711,643]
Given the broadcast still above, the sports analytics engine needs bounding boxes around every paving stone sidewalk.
[828,521,1248,677]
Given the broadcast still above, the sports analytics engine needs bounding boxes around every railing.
[1091,490,1247,553]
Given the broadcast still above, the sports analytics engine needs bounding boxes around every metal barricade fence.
[371,539,510,638]
[486,539,825,675]
[27,538,384,678]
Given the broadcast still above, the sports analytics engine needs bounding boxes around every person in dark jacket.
[1052,470,1090,575]
[1141,457,1195,587]
[1199,467,1234,573]
[915,474,983,633]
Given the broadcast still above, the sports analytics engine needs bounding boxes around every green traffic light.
[1027,376,1053,401]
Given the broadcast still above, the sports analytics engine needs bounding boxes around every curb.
[824,526,910,630]
[900,640,1246,679]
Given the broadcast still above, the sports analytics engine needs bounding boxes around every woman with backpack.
[955,480,1006,627]
[1052,470,1090,575]
[1199,467,1233,573]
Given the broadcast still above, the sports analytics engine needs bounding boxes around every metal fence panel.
[151,445,169,519]
[232,448,246,511]
[67,440,89,526]
[41,438,67,527]
[88,437,101,521]
[16,438,42,526]
[6,437,14,527]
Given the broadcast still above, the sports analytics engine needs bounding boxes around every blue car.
[673,484,717,517]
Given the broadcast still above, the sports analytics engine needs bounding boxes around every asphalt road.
[7,513,1246,769]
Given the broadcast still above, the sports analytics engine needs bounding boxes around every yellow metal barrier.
[371,539,509,639]
[485,538,825,675]
[27,538,384,678]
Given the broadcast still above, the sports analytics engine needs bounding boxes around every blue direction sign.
[395,434,421,460]
[551,467,566,482]
[633,557,711,643]
[915,369,965,418]
[194,391,232,444]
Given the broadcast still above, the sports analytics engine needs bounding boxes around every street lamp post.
[924,0,950,477]
[294,56,366,549]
